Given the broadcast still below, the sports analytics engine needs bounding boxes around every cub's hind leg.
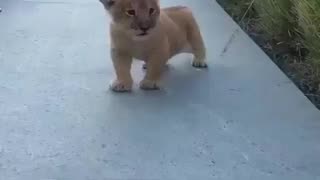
[186,14,208,68]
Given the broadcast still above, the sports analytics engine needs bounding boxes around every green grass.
[253,0,294,41]
[219,0,252,18]
[217,0,320,109]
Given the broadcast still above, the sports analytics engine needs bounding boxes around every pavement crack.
[220,28,240,56]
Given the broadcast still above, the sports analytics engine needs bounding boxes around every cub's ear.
[99,0,115,9]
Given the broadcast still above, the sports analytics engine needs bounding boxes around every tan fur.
[100,0,207,92]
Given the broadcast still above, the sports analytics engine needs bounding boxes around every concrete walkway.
[1,0,320,179]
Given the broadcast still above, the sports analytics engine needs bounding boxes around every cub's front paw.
[139,79,161,90]
[110,80,132,92]
[192,59,208,68]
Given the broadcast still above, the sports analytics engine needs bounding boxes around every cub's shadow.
[108,56,219,112]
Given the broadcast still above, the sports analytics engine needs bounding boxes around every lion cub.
[100,0,207,92]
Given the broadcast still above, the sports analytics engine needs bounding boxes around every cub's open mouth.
[137,32,148,36]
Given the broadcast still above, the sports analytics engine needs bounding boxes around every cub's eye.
[149,8,155,15]
[126,9,135,16]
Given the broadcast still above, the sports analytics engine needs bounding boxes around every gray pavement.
[0,0,320,179]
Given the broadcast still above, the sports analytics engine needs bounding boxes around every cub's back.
[160,6,202,55]
[162,6,198,29]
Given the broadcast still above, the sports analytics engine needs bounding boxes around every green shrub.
[294,0,320,71]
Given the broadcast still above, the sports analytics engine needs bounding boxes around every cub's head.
[100,0,160,37]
